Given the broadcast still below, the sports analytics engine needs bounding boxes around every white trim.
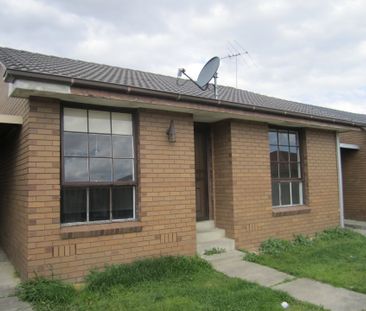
[336,134,345,228]
[340,143,360,150]
[299,181,303,205]
[9,79,70,97]
[0,114,23,125]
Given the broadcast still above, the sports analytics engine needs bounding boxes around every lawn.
[17,256,325,311]
[245,227,366,294]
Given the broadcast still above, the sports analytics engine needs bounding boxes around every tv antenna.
[221,52,242,88]
[177,56,220,99]
[221,41,256,89]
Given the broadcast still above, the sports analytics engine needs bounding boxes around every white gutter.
[336,133,344,228]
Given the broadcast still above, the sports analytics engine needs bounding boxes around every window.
[269,128,303,207]
[61,107,135,224]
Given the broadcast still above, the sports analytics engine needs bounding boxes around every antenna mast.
[221,52,241,88]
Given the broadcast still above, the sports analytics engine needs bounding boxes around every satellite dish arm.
[177,69,209,91]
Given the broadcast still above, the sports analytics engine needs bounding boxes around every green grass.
[17,256,325,311]
[245,227,366,294]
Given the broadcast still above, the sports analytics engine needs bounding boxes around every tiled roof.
[0,47,365,126]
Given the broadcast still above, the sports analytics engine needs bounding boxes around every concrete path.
[0,248,32,311]
[202,250,366,311]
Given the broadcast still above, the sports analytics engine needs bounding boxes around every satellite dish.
[177,56,220,99]
[196,57,220,89]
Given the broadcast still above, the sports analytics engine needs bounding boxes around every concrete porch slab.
[345,219,366,230]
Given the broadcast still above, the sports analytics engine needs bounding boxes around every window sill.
[272,206,310,217]
[60,220,143,239]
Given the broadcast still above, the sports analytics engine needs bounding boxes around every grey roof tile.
[0,46,365,126]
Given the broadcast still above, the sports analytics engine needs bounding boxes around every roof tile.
[0,47,365,126]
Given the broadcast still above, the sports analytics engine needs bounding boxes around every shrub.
[259,238,293,255]
[17,277,76,308]
[86,256,211,291]
[293,234,312,246]
[316,227,356,241]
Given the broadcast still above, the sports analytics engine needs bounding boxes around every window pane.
[112,187,134,219]
[279,163,290,178]
[280,182,291,205]
[292,182,301,205]
[289,132,298,146]
[271,163,279,178]
[64,132,88,156]
[272,182,280,206]
[90,158,112,182]
[61,188,87,223]
[64,157,89,182]
[279,145,289,161]
[89,110,111,134]
[290,162,300,178]
[113,159,134,181]
[64,108,87,132]
[89,134,112,157]
[113,135,134,158]
[89,188,110,221]
[269,131,278,145]
[269,145,278,162]
[112,113,132,135]
[279,131,289,145]
[289,147,299,162]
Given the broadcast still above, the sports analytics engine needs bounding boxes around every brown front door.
[194,124,210,221]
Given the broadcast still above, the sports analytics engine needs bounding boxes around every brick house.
[0,47,364,282]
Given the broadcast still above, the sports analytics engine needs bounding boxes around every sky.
[0,0,365,113]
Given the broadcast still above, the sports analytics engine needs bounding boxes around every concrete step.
[197,228,225,243]
[345,219,366,230]
[197,237,235,255]
[196,220,215,232]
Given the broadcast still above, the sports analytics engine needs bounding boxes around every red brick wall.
[214,120,340,250]
[340,131,366,221]
[24,100,196,282]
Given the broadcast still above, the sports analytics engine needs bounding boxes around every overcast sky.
[0,0,365,113]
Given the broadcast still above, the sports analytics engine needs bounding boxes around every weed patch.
[17,277,76,310]
[203,247,226,256]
